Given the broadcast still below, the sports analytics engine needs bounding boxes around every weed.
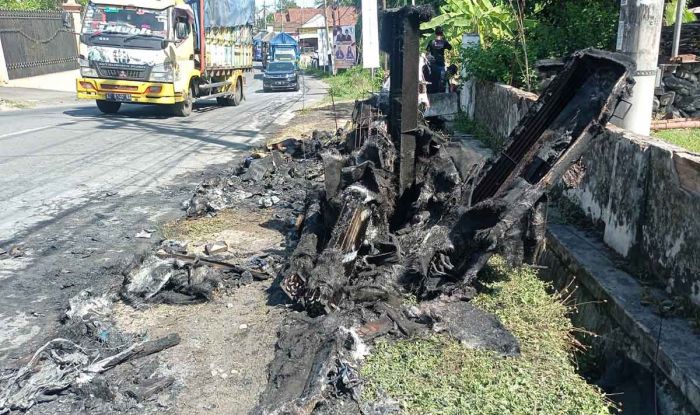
[305,66,384,103]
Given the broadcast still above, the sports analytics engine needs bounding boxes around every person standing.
[426,26,452,92]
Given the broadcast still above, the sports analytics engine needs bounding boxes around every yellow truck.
[76,0,254,116]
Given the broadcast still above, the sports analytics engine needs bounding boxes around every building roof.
[272,7,356,33]
[90,0,179,10]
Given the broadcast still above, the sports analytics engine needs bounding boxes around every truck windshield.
[82,4,168,38]
[268,62,295,71]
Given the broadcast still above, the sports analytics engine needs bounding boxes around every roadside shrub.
[425,0,619,91]
[462,38,532,87]
[527,0,618,59]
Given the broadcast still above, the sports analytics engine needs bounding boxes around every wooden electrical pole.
[613,0,665,136]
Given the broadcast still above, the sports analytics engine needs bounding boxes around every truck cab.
[76,0,252,116]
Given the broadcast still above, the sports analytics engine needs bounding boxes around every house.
[272,7,357,54]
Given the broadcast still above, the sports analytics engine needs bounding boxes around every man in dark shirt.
[426,26,452,92]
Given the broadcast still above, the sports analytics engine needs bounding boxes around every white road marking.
[0,125,53,140]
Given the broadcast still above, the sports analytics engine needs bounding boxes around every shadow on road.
[63,102,227,119]
[63,106,258,151]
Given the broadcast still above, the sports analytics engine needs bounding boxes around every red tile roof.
[272,7,357,34]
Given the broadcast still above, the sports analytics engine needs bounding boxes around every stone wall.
[458,80,700,305]
[656,63,700,119]
[660,22,700,58]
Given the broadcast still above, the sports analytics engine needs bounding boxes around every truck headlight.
[149,63,174,83]
[80,66,98,78]
[79,59,98,77]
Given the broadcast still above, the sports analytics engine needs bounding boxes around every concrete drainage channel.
[536,224,700,415]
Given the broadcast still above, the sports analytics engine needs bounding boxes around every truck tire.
[96,100,121,114]
[215,77,242,106]
[172,85,194,117]
[231,78,243,106]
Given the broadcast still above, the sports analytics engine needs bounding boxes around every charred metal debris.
[252,8,635,412]
[0,10,635,413]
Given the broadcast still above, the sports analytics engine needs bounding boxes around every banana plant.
[664,0,698,26]
[421,0,516,45]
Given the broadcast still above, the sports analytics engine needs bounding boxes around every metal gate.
[0,9,79,80]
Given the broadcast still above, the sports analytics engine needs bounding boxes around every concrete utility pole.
[672,0,687,57]
[263,1,267,31]
[613,0,665,136]
[323,0,333,73]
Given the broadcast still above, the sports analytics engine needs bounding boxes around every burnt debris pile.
[116,132,341,307]
[255,33,636,413]
[0,13,636,412]
[0,288,180,414]
[184,131,334,218]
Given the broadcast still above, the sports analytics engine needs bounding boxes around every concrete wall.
[459,80,700,305]
[459,79,537,142]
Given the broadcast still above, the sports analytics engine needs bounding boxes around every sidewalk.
[1,69,79,92]
[0,86,79,111]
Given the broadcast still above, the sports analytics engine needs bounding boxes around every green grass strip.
[361,256,613,415]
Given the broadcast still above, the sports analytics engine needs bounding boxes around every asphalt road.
[0,69,326,362]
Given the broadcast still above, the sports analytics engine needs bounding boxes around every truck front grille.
[95,63,151,81]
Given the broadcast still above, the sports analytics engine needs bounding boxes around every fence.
[0,9,79,80]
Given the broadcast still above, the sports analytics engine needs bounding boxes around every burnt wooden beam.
[399,15,420,196]
[381,6,434,196]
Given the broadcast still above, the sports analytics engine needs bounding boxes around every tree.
[314,0,357,7]
[277,0,298,12]
[0,0,88,10]
[0,0,59,10]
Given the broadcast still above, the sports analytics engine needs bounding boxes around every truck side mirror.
[175,22,188,40]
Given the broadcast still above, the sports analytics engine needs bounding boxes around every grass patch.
[161,209,265,241]
[654,128,700,153]
[453,112,504,152]
[361,256,612,415]
[0,98,34,110]
[305,66,383,103]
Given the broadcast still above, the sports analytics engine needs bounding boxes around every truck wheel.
[232,78,243,106]
[173,85,194,117]
[96,100,121,114]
